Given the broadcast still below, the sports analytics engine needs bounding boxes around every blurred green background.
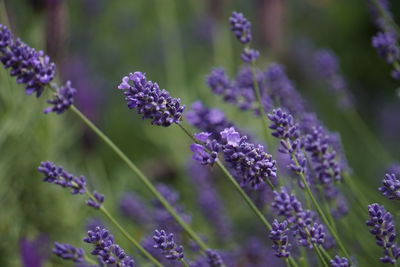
[1,0,400,266]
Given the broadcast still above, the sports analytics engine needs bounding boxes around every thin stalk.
[250,60,274,150]
[313,244,329,267]
[299,247,309,267]
[84,255,98,265]
[343,172,370,209]
[181,259,190,267]
[69,106,208,251]
[319,246,332,263]
[85,191,163,267]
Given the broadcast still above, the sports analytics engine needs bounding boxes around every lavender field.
[1,0,400,266]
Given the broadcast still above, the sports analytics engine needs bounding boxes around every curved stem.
[84,255,98,265]
[313,244,329,267]
[85,191,164,267]
[69,106,208,252]
[181,259,190,267]
[319,246,332,263]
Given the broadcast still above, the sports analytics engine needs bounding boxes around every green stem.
[84,255,98,265]
[250,60,274,151]
[69,106,208,251]
[319,246,331,263]
[181,259,190,267]
[85,191,163,267]
[313,244,329,267]
[288,257,300,267]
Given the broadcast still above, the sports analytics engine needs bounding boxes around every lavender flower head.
[272,187,303,223]
[372,32,400,64]
[205,249,225,267]
[229,11,252,44]
[86,191,105,209]
[379,173,400,200]
[118,72,185,127]
[297,222,325,248]
[44,81,77,114]
[84,227,135,266]
[330,255,351,267]
[269,219,292,258]
[190,132,221,166]
[366,203,400,264]
[53,242,84,263]
[241,47,260,63]
[220,127,277,189]
[0,24,55,97]
[153,229,184,261]
[38,161,86,194]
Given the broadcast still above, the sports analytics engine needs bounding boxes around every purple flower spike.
[241,47,260,63]
[117,71,185,127]
[86,191,105,209]
[220,127,277,189]
[53,242,84,263]
[379,173,400,200]
[44,81,77,114]
[298,222,326,248]
[38,161,86,195]
[272,187,303,223]
[153,229,184,261]
[190,132,221,166]
[372,32,400,64]
[269,219,292,258]
[205,249,225,266]
[0,24,55,97]
[229,11,252,44]
[330,255,351,267]
[84,227,135,266]
[366,203,400,264]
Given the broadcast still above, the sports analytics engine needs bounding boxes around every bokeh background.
[1,0,400,266]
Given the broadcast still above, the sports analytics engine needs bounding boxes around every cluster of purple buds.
[272,187,303,224]
[269,219,292,258]
[241,47,260,63]
[190,132,221,165]
[84,227,135,266]
[268,109,307,176]
[205,249,225,267]
[53,242,85,263]
[152,229,184,261]
[38,161,86,195]
[117,72,185,127]
[229,11,252,44]
[186,101,233,141]
[0,24,55,97]
[86,191,105,209]
[330,255,351,267]
[297,222,325,249]
[379,173,400,200]
[265,64,306,116]
[44,81,77,114]
[304,125,341,185]
[366,203,400,264]
[220,127,277,189]
[313,49,353,109]
[372,32,400,80]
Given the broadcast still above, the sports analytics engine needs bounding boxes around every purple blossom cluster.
[313,49,353,109]
[366,204,400,264]
[53,242,85,263]
[190,132,221,165]
[0,24,55,97]
[330,255,351,267]
[269,219,292,258]
[44,81,77,114]
[152,229,184,261]
[118,72,185,127]
[379,173,400,200]
[229,11,252,44]
[84,227,135,266]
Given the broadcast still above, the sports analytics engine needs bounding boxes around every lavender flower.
[272,187,303,223]
[117,72,185,127]
[53,242,84,263]
[44,81,77,114]
[119,193,151,225]
[84,227,135,266]
[313,49,353,109]
[20,235,49,267]
[220,127,277,189]
[368,0,394,31]
[366,203,400,264]
[297,222,325,248]
[241,47,260,63]
[266,63,306,116]
[0,24,55,97]
[372,32,400,64]
[205,249,225,267]
[190,132,221,165]
[186,101,233,141]
[269,219,292,258]
[330,255,351,267]
[379,173,400,200]
[86,191,105,209]
[38,161,86,194]
[153,229,184,261]
[229,11,252,44]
